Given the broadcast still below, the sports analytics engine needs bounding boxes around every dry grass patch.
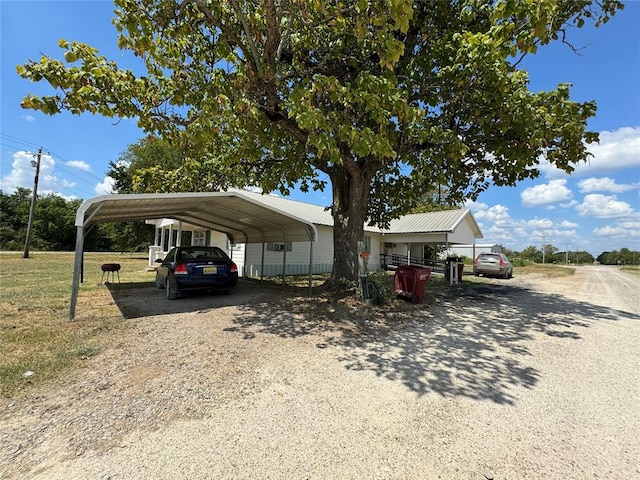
[0,252,155,397]
[515,263,576,277]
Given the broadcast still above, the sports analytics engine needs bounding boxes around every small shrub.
[364,271,394,305]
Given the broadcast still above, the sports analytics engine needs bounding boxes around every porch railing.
[379,253,446,273]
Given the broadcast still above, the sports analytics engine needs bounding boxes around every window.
[267,242,292,252]
[193,230,206,246]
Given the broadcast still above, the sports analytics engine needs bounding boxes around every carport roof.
[75,189,320,243]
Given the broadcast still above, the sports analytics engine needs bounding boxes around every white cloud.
[66,160,91,172]
[576,193,635,218]
[559,220,579,228]
[22,114,35,122]
[521,179,572,207]
[464,199,489,211]
[617,220,640,230]
[593,226,631,236]
[527,218,554,229]
[577,176,638,193]
[95,176,115,195]
[540,126,640,178]
[0,150,63,193]
[472,204,511,224]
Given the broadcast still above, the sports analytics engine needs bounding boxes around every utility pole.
[23,148,42,259]
[541,233,547,264]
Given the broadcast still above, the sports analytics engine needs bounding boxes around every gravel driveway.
[1,266,639,479]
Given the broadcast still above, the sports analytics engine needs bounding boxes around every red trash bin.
[394,265,431,303]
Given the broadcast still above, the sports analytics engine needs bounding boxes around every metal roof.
[75,189,319,243]
[385,209,482,236]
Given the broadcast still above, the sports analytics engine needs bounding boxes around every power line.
[0,133,42,150]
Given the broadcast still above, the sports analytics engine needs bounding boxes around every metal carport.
[70,190,318,319]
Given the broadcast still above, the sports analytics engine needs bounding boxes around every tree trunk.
[328,164,371,287]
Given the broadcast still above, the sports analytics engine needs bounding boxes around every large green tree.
[103,136,181,251]
[17,0,622,284]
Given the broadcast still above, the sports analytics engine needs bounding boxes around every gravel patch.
[1,267,639,479]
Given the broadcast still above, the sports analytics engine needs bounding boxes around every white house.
[144,190,484,278]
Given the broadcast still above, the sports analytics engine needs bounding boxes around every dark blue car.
[155,246,238,300]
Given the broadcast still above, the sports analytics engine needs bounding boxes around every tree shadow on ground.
[224,282,639,405]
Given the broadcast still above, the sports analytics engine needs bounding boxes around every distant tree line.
[596,249,639,265]
[502,245,639,266]
[0,188,153,252]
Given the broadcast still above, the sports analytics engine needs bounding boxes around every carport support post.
[69,225,85,320]
[281,237,287,286]
[260,243,265,284]
[308,239,314,291]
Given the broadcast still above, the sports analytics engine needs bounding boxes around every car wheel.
[166,277,177,300]
[508,269,513,279]
[224,288,234,295]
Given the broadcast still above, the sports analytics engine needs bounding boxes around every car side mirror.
[155,258,163,264]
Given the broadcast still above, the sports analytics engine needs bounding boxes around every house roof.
[385,209,482,236]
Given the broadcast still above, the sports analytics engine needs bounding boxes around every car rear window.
[179,248,228,260]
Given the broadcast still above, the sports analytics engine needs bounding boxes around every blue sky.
[1,1,639,256]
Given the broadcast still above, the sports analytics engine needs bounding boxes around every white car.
[473,253,513,279]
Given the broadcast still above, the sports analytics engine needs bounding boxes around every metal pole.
[308,238,314,292]
[23,148,42,258]
[69,225,85,320]
[260,243,265,283]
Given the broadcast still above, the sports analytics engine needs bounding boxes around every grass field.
[0,252,155,397]
[0,253,577,398]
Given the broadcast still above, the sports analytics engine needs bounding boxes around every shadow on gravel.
[224,282,640,405]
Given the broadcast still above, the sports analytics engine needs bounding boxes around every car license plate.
[203,266,218,274]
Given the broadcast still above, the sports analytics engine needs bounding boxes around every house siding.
[244,226,334,277]
[146,205,481,274]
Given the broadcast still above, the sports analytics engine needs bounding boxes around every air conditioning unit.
[273,243,285,251]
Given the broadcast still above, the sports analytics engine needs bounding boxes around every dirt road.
[1,266,639,479]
